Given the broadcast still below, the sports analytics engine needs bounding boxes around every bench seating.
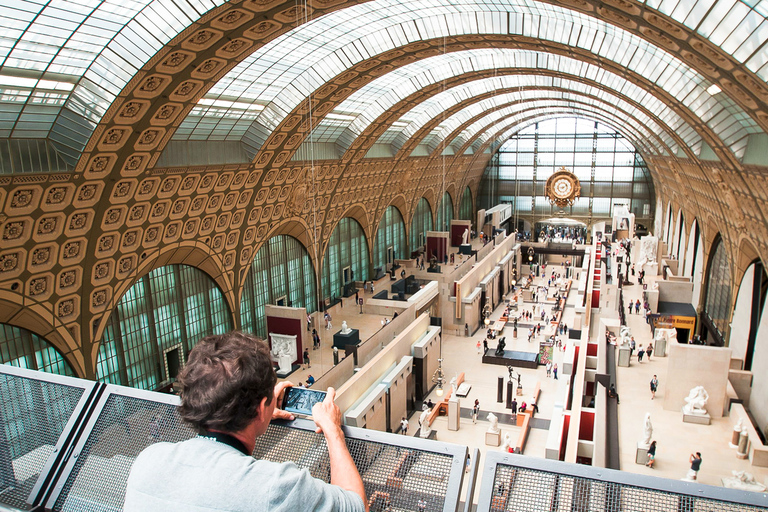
[514,381,541,453]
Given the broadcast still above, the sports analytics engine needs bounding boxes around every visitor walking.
[312,329,320,350]
[546,361,552,377]
[646,441,656,468]
[400,417,408,435]
[650,375,658,399]
[635,300,641,314]
[472,399,480,424]
[646,342,653,359]
[303,348,311,369]
[553,363,558,379]
[638,345,645,362]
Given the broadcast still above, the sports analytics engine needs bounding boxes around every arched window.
[374,206,406,272]
[0,323,74,376]
[410,198,433,251]
[97,265,233,390]
[703,236,732,342]
[436,192,453,232]
[322,218,369,301]
[241,235,317,338]
[459,187,473,222]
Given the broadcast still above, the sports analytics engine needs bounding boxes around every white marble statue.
[722,471,767,492]
[269,333,297,375]
[487,412,500,433]
[501,432,512,452]
[341,321,351,334]
[620,326,632,347]
[641,413,653,446]
[637,235,658,267]
[682,386,709,415]
[419,409,432,438]
[462,228,469,245]
[450,376,458,396]
[655,328,677,345]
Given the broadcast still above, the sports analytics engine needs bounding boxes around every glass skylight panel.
[0,0,227,154]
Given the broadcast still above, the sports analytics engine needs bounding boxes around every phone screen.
[283,387,327,416]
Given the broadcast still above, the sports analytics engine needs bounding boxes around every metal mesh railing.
[479,452,768,512]
[50,391,194,512]
[255,423,457,512]
[0,368,92,510]
[40,383,465,512]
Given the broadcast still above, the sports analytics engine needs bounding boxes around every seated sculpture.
[340,321,351,334]
[495,338,506,355]
[682,386,709,415]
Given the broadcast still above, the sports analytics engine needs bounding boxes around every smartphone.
[283,387,327,416]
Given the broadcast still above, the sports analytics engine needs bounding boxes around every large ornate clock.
[545,167,581,208]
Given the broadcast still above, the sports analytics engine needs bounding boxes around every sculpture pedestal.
[682,411,711,425]
[635,442,649,464]
[485,431,501,446]
[654,337,667,357]
[448,399,460,431]
[333,328,359,349]
[459,244,472,255]
[276,355,294,378]
[618,347,631,367]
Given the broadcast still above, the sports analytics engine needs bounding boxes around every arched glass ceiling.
[440,98,661,156]
[645,0,768,78]
[390,76,679,154]
[0,0,226,161]
[182,0,760,160]
[408,89,672,157]
[319,50,695,155]
[490,109,655,155]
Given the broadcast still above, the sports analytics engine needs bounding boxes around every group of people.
[545,360,558,379]
[643,443,702,482]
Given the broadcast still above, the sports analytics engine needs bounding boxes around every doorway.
[276,295,287,306]
[164,344,183,382]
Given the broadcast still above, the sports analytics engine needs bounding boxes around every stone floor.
[280,243,768,505]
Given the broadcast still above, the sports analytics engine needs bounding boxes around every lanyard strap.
[200,430,250,456]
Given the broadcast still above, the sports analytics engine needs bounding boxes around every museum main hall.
[1,0,768,510]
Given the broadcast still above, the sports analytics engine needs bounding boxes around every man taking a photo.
[124,331,367,511]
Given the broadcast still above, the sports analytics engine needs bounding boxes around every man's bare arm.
[312,387,368,511]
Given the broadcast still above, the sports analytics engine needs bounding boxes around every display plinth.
[618,347,631,367]
[482,350,539,369]
[655,337,667,357]
[333,329,359,349]
[682,411,711,425]
[635,443,649,464]
[485,431,501,446]
[459,244,472,255]
[448,399,460,431]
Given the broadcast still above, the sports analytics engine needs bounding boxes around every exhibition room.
[1,0,768,510]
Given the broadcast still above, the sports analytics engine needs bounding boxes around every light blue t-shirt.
[124,437,365,512]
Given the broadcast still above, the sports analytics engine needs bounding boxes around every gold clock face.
[553,177,573,199]
[545,167,581,208]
